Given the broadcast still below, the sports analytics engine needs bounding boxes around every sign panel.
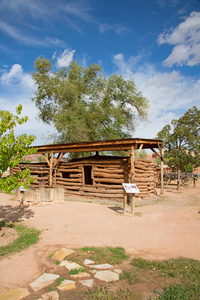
[122,183,140,194]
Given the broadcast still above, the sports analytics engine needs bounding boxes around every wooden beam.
[42,154,51,167]
[135,144,143,163]
[53,153,65,168]
[150,147,161,158]
[124,150,130,157]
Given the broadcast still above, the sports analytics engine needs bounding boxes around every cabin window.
[62,172,70,179]
[84,166,93,185]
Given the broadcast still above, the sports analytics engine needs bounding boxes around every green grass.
[0,222,40,257]
[68,268,85,275]
[81,246,128,264]
[132,257,200,300]
[83,287,137,300]
[120,270,138,284]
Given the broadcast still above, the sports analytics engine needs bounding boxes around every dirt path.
[0,182,199,293]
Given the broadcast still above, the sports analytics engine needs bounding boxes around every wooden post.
[123,190,127,215]
[130,145,135,215]
[160,147,164,195]
[193,177,196,188]
[131,193,135,214]
[49,151,53,187]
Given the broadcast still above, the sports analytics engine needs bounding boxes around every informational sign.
[18,185,26,192]
[122,183,140,194]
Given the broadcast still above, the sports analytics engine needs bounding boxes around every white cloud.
[55,49,76,68]
[112,53,200,139]
[0,64,55,146]
[1,64,34,90]
[158,11,200,66]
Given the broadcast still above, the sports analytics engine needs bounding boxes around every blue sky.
[0,0,200,146]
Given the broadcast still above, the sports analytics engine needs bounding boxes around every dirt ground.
[0,181,199,295]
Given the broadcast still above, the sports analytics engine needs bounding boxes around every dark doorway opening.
[84,166,93,185]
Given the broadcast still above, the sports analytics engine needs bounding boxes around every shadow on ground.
[0,205,34,223]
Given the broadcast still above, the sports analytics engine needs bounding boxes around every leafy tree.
[32,57,149,145]
[0,105,36,192]
[156,106,200,178]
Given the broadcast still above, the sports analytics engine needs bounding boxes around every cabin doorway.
[84,166,93,185]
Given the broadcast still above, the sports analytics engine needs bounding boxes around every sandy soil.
[0,182,199,294]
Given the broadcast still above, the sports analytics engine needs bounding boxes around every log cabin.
[11,138,164,201]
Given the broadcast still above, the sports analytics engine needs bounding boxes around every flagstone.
[79,279,94,288]
[56,280,76,291]
[94,270,119,282]
[70,272,90,279]
[113,268,122,274]
[0,288,29,300]
[60,260,82,270]
[89,263,114,269]
[51,248,74,261]
[30,273,60,292]
[89,269,97,275]
[84,259,95,265]
[39,291,59,300]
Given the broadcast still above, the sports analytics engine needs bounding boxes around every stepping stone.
[84,259,95,265]
[56,280,76,291]
[94,270,119,282]
[113,268,122,274]
[89,263,114,269]
[79,279,94,288]
[0,288,29,300]
[70,272,90,279]
[51,248,74,261]
[89,269,97,275]
[30,273,60,292]
[60,261,82,270]
[38,291,59,300]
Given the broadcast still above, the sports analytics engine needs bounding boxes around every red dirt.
[0,182,199,294]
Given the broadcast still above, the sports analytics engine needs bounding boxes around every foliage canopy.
[0,105,36,192]
[156,106,200,173]
[32,57,149,144]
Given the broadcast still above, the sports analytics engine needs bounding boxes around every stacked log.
[134,159,157,198]
[11,157,157,201]
[56,158,128,201]
[10,163,49,187]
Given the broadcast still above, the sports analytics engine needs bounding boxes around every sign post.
[122,183,140,215]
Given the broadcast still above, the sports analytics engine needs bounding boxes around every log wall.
[11,157,157,201]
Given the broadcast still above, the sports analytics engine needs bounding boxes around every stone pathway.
[0,248,122,300]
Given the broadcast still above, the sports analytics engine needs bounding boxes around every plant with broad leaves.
[0,104,37,192]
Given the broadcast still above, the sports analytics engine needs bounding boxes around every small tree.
[0,105,36,193]
[156,106,200,179]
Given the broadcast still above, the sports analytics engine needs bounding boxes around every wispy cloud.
[112,53,200,138]
[0,20,66,47]
[99,23,130,35]
[158,11,200,66]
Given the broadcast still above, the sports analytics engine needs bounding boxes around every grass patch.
[132,257,200,300]
[68,268,85,275]
[120,270,138,284]
[81,246,128,264]
[150,283,200,300]
[83,287,137,299]
[0,222,40,257]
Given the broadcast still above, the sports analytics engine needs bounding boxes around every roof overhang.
[32,138,164,154]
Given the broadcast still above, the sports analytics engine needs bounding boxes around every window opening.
[62,172,70,179]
